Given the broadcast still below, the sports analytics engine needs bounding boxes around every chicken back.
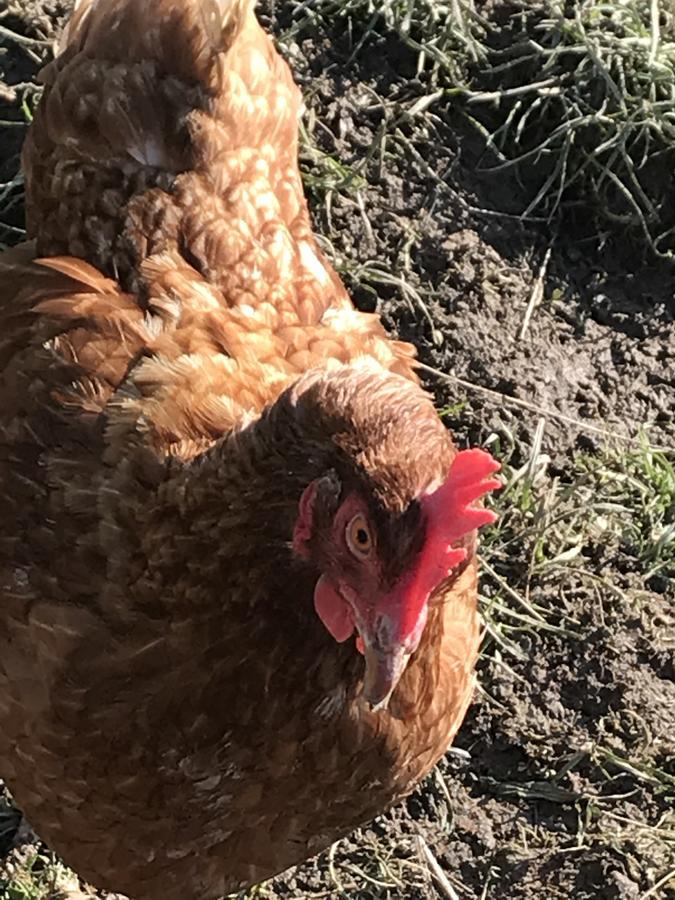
[0,1,500,897]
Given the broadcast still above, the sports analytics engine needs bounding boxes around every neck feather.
[133,397,332,620]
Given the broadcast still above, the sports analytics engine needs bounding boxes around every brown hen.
[0,1,500,897]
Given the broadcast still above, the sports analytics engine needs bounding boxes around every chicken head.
[289,367,501,709]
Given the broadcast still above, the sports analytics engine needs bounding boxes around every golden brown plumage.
[0,1,500,897]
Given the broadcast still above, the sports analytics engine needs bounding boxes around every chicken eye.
[346,514,373,559]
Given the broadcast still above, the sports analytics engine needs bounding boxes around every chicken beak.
[362,640,412,711]
[359,590,429,711]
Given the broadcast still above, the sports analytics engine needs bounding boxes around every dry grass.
[461,0,675,254]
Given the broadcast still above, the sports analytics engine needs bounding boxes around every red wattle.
[314,575,355,643]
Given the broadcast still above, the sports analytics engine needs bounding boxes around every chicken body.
[0,2,488,897]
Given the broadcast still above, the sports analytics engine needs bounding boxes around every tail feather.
[22,0,299,286]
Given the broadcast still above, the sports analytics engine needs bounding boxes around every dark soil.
[0,1,673,899]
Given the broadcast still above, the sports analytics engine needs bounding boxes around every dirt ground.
[0,1,673,899]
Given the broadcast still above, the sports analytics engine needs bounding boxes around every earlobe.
[293,480,318,558]
[292,470,341,559]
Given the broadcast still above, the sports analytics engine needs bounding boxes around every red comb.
[392,447,502,644]
[422,448,502,547]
